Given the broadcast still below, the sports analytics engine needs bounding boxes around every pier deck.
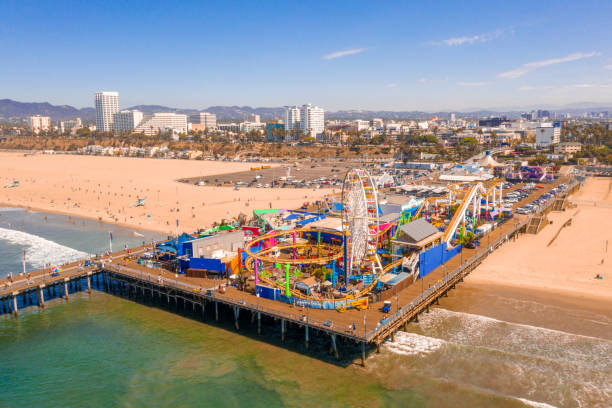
[0,180,575,364]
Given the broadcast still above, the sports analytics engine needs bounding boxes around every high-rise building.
[94,91,119,132]
[284,106,301,140]
[188,112,217,130]
[28,115,51,134]
[113,110,143,132]
[134,113,188,136]
[450,113,456,122]
[300,104,324,139]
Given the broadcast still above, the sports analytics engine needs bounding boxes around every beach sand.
[466,177,612,305]
[0,152,330,235]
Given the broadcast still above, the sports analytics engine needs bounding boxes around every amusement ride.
[243,167,508,309]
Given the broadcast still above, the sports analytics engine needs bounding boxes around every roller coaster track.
[243,226,406,301]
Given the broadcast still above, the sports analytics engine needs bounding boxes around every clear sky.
[2,0,612,111]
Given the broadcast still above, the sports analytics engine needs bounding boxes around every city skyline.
[2,1,612,111]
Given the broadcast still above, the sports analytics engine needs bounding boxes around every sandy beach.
[467,177,612,305]
[0,152,330,235]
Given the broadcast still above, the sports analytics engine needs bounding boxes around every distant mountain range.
[1,98,611,123]
[0,99,96,121]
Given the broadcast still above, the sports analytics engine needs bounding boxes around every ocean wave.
[0,227,89,269]
[383,332,444,356]
[0,207,26,212]
[516,397,558,408]
[415,308,612,370]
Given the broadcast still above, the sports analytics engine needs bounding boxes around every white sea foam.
[0,227,89,269]
[516,397,558,408]
[383,331,444,356]
[415,308,612,370]
[0,207,26,212]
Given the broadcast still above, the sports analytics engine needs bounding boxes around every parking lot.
[502,180,567,214]
[179,162,355,189]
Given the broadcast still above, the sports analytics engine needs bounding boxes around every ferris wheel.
[341,168,383,276]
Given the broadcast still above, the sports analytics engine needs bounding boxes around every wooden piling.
[233,306,240,330]
[361,342,366,367]
[12,293,18,317]
[330,334,339,360]
[38,285,45,308]
[281,319,286,342]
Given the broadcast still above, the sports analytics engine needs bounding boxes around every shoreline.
[0,201,173,235]
[0,152,329,235]
[463,280,612,319]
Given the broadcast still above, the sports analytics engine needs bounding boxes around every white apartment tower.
[94,91,119,132]
[113,110,143,132]
[28,115,51,134]
[300,104,324,139]
[284,106,301,140]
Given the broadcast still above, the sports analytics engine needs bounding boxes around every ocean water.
[1,208,610,407]
[0,207,163,276]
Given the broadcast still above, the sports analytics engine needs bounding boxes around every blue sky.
[1,0,612,111]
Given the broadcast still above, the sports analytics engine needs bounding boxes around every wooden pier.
[0,180,580,365]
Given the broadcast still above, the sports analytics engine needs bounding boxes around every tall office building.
[300,104,324,138]
[28,115,51,134]
[188,112,217,130]
[94,91,119,132]
[113,110,143,131]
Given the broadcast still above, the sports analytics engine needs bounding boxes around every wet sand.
[0,152,330,235]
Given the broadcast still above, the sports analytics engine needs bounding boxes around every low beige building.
[554,142,582,154]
